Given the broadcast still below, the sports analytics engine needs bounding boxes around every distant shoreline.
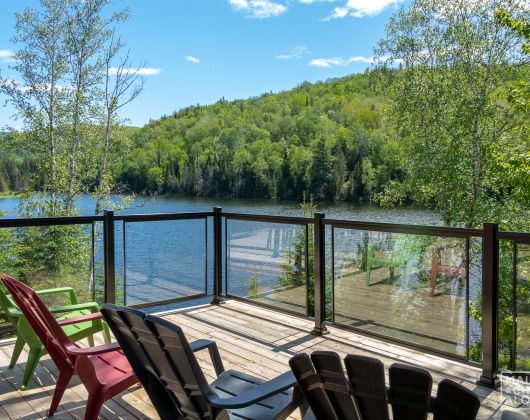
[0,192,22,199]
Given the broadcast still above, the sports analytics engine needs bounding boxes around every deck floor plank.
[0,299,527,419]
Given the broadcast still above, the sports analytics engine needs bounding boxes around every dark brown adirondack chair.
[101,303,303,419]
[290,351,481,420]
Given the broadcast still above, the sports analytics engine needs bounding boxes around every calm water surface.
[0,195,443,224]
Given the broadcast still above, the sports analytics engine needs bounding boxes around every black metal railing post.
[478,222,500,388]
[103,210,116,304]
[311,212,329,335]
[211,207,223,304]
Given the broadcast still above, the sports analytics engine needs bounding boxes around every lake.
[1,194,442,224]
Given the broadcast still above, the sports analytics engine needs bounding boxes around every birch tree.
[95,32,144,214]
[375,0,530,228]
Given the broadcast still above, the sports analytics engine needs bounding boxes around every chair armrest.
[3,304,22,317]
[205,371,297,409]
[65,342,121,356]
[190,338,225,377]
[57,312,103,326]
[49,302,100,314]
[36,287,78,304]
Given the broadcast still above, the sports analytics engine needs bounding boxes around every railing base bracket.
[210,297,224,305]
[476,375,500,389]
[311,326,330,336]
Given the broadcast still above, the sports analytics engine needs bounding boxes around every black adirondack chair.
[101,304,302,419]
[290,351,481,420]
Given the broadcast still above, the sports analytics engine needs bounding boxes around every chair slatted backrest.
[289,352,361,420]
[144,314,212,419]
[431,379,480,420]
[1,274,75,371]
[388,363,432,420]
[291,352,480,420]
[100,304,184,420]
[344,355,390,420]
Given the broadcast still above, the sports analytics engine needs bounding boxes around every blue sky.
[0,0,405,129]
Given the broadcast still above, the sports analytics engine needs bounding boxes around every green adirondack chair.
[366,243,407,286]
[365,235,421,287]
[0,283,111,390]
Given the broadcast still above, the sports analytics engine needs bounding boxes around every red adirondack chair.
[1,274,138,420]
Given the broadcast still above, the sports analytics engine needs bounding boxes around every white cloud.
[309,57,345,67]
[324,6,349,20]
[108,67,161,75]
[185,55,200,63]
[348,56,375,63]
[324,0,402,20]
[0,49,15,63]
[229,0,287,19]
[230,0,249,10]
[309,55,391,67]
[275,45,310,60]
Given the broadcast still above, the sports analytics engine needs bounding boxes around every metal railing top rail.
[0,211,526,242]
[0,215,103,228]
[496,231,530,244]
[116,211,213,223]
[324,219,483,238]
[222,212,313,225]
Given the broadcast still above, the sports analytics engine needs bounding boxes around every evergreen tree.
[310,137,332,200]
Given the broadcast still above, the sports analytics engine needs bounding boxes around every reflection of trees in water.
[266,226,296,257]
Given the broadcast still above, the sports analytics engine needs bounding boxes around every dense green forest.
[0,132,34,194]
[114,73,398,202]
[0,73,404,203]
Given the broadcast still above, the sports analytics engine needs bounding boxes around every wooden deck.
[0,299,528,419]
[227,226,469,355]
[254,264,467,355]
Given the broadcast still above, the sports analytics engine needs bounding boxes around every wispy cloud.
[309,55,390,67]
[0,49,15,63]
[348,56,376,63]
[309,57,345,68]
[185,55,200,64]
[229,0,287,19]
[324,0,402,20]
[108,67,161,76]
[275,45,311,60]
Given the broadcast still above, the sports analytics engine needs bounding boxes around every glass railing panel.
[0,223,96,337]
[498,239,516,370]
[467,236,483,363]
[496,239,530,372]
[123,219,208,306]
[226,219,308,315]
[333,228,469,357]
[515,243,529,371]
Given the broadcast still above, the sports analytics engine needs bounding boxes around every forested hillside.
[115,73,402,202]
[0,132,34,194]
